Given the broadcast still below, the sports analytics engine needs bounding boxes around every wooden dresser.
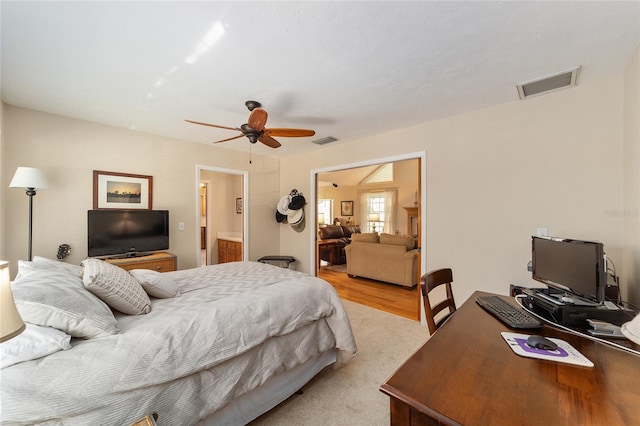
[105,252,177,272]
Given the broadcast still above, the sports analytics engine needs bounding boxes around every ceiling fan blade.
[185,119,241,132]
[213,134,244,144]
[258,134,281,148]
[247,108,268,132]
[264,128,315,138]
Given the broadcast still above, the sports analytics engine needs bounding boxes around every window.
[362,163,393,184]
[366,195,384,232]
[360,190,396,233]
[317,199,332,226]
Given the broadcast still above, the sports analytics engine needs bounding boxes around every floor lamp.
[9,167,48,261]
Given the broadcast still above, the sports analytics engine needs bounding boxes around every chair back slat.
[421,268,457,335]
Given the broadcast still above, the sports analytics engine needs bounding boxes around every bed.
[1,258,357,425]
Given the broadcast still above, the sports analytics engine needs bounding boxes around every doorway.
[310,151,426,320]
[196,165,249,267]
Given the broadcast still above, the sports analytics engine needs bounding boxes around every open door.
[196,165,249,267]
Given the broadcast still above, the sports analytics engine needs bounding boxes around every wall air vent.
[312,136,338,145]
[517,66,581,100]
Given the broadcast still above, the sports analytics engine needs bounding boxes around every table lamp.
[368,213,380,232]
[0,261,25,343]
[318,213,325,226]
[9,167,48,261]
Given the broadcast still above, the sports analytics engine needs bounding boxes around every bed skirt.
[198,349,337,425]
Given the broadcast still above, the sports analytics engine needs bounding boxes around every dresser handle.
[156,266,161,271]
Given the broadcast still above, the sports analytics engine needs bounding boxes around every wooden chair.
[421,268,457,334]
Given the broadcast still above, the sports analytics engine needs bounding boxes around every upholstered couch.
[318,225,361,265]
[344,232,420,287]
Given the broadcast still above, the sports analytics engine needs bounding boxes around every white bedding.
[0,261,357,425]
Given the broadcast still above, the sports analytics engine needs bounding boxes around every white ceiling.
[2,1,639,158]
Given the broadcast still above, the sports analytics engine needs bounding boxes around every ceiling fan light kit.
[186,100,315,149]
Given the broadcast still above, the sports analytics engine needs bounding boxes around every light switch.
[178,222,185,231]
[536,227,548,237]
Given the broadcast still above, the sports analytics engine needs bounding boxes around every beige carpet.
[250,299,429,425]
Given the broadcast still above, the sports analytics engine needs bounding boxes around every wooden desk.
[380,291,640,426]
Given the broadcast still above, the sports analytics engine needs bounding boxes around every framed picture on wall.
[93,170,152,209]
[236,197,243,214]
[341,200,353,216]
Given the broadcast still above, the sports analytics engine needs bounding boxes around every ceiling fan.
[185,100,315,148]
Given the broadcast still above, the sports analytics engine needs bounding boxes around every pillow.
[12,260,120,339]
[14,256,84,281]
[351,232,379,243]
[32,256,84,276]
[130,269,180,298]
[82,259,151,315]
[380,233,416,250]
[1,323,72,369]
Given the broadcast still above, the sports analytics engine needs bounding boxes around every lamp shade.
[9,167,48,189]
[318,213,325,225]
[0,261,25,343]
[367,213,380,222]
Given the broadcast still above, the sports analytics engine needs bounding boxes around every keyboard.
[476,296,543,329]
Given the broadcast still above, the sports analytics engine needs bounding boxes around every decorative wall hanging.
[93,170,152,210]
[341,200,353,216]
[275,189,306,232]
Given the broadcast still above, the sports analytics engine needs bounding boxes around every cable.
[514,294,640,357]
[606,255,617,276]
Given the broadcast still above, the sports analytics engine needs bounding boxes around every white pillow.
[82,259,151,315]
[12,261,120,339]
[130,269,180,298]
[0,323,72,369]
[32,255,84,277]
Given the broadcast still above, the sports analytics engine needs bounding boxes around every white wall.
[280,74,630,306]
[2,106,280,273]
[0,101,5,259]
[623,45,640,305]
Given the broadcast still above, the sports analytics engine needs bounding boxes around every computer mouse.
[526,335,558,351]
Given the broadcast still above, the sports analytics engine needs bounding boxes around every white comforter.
[0,262,357,425]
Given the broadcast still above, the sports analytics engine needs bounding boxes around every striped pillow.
[82,259,151,315]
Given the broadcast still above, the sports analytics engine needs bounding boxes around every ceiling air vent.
[517,66,581,100]
[312,136,338,145]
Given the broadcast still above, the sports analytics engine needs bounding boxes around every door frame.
[196,164,249,267]
[309,150,427,322]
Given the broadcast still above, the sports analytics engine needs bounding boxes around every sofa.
[344,232,420,287]
[318,225,361,265]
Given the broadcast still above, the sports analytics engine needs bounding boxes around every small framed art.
[236,197,243,214]
[93,170,153,210]
[341,200,353,216]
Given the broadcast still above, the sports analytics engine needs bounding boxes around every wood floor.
[318,267,421,321]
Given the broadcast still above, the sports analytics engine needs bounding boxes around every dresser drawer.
[105,252,177,272]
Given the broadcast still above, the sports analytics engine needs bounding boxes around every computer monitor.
[531,236,606,303]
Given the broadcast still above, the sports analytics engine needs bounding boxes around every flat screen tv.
[531,236,606,303]
[88,209,169,257]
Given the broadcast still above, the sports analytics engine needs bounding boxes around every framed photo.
[341,200,353,216]
[93,170,153,210]
[236,197,243,214]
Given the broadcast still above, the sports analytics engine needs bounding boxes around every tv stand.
[105,252,176,272]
